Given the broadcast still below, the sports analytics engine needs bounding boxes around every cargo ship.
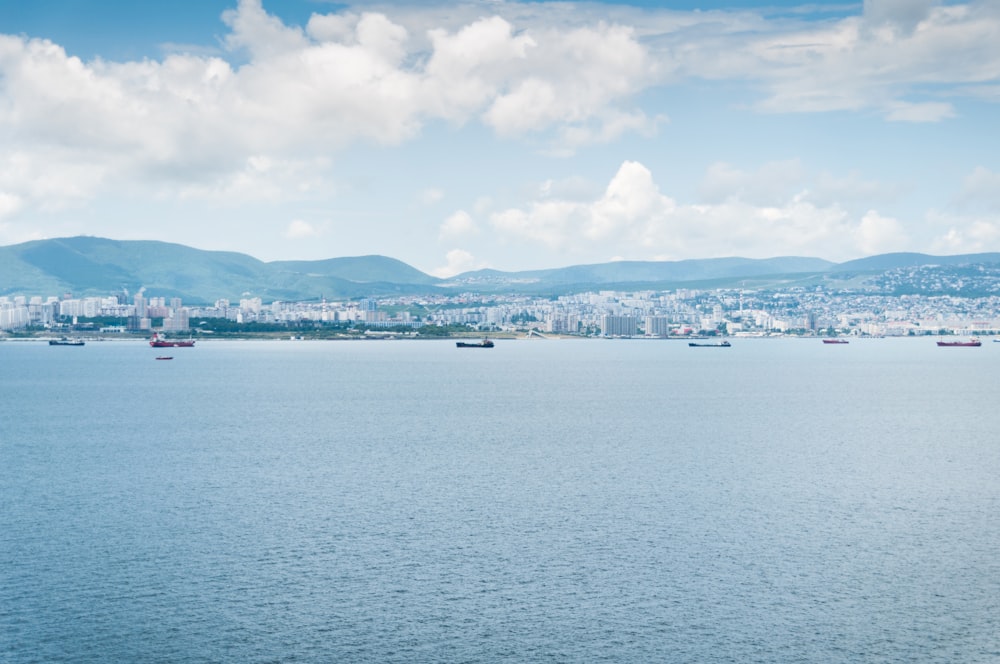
[688,340,731,347]
[456,338,494,348]
[822,339,849,344]
[49,337,85,346]
[936,338,981,347]
[150,333,195,348]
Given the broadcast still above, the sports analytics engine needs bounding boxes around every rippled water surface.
[2,337,999,662]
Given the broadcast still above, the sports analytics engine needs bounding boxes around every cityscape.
[4,272,1000,339]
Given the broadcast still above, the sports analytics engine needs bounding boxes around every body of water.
[2,337,999,662]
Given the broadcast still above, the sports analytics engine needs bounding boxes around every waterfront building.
[602,315,638,337]
[644,316,672,337]
[0,299,29,330]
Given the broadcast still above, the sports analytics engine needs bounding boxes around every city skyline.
[1,0,999,276]
[6,273,1000,339]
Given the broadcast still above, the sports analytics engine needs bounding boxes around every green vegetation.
[413,324,476,337]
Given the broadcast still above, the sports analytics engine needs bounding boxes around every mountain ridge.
[2,236,999,303]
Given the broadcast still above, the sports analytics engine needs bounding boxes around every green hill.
[3,236,999,302]
[0,237,442,303]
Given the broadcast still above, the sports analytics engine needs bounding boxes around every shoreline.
[2,332,974,343]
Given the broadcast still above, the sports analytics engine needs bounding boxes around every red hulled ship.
[150,333,195,348]
[936,338,981,347]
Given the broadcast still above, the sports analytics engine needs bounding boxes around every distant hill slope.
[452,256,834,288]
[0,237,442,303]
[271,256,440,285]
[2,236,999,302]
[831,252,1000,272]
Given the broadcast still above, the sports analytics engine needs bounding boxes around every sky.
[1,0,999,276]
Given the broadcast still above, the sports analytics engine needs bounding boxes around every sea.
[2,336,999,663]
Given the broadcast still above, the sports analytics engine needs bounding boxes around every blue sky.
[1,0,998,276]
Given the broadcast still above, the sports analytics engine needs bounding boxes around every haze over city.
[1,0,998,276]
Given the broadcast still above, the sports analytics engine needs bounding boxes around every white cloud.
[2,1,996,214]
[0,1,666,217]
[491,200,583,249]
[284,219,326,239]
[306,12,357,44]
[539,176,601,202]
[422,16,537,122]
[222,0,308,59]
[854,210,908,254]
[490,160,912,262]
[439,210,477,239]
[930,211,1000,254]
[658,1,1000,121]
[586,161,674,242]
[664,198,856,260]
[490,162,672,253]
[481,22,655,141]
[0,149,106,213]
[884,101,955,123]
[701,162,903,217]
[0,192,22,219]
[431,248,486,278]
[863,0,939,34]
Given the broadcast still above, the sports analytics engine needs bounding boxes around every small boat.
[155,356,173,360]
[689,340,731,347]
[822,339,849,344]
[456,338,494,348]
[150,332,195,348]
[49,337,85,346]
[937,338,982,347]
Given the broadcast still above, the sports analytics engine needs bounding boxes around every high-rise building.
[602,315,638,337]
[645,316,672,337]
[163,309,190,332]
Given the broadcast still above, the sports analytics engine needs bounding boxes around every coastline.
[3,331,977,343]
